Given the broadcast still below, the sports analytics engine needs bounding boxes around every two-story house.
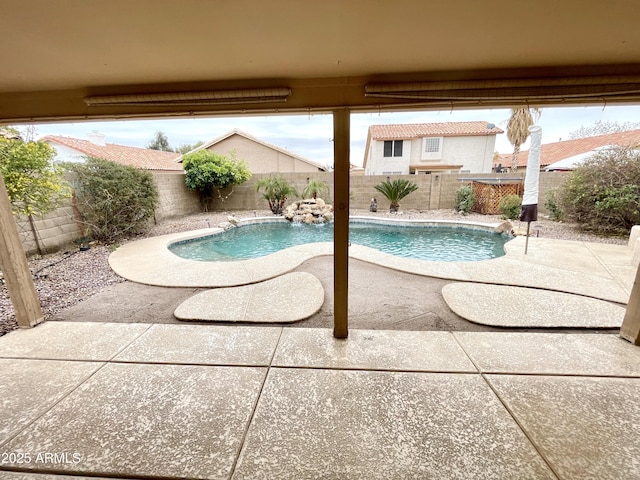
[363,121,503,175]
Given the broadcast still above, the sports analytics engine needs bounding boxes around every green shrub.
[256,175,299,214]
[454,185,475,215]
[183,149,251,210]
[64,157,158,243]
[544,189,564,221]
[558,146,640,235]
[373,179,418,212]
[499,194,522,220]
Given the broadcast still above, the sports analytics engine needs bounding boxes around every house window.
[422,136,443,160]
[383,140,403,157]
[424,137,441,153]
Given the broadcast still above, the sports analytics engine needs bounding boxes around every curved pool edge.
[108,219,630,304]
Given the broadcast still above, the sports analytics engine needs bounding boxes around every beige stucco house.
[181,129,328,173]
[363,121,503,175]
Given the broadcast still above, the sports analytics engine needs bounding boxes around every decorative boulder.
[284,198,334,224]
[218,221,236,231]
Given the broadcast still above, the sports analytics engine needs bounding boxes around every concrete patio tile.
[114,324,282,365]
[272,328,476,372]
[0,474,115,479]
[505,237,611,276]
[0,359,102,444]
[232,369,555,479]
[2,363,266,479]
[174,272,324,323]
[455,332,640,376]
[487,375,640,480]
[0,322,150,361]
[584,242,634,266]
[443,283,625,328]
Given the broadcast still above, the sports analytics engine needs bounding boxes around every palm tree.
[374,179,418,213]
[506,107,541,172]
[302,179,329,200]
[255,175,299,214]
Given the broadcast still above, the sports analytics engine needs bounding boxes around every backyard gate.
[470,179,523,215]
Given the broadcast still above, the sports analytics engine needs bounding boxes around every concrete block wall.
[152,172,201,221]
[210,171,569,213]
[16,205,82,255]
[14,170,573,254]
[16,171,202,254]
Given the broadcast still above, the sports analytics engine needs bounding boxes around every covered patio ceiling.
[1,0,639,343]
[2,0,640,121]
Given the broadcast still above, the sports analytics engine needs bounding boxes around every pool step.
[442,282,625,328]
[174,272,324,323]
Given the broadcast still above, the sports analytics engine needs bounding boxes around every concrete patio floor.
[1,322,640,479]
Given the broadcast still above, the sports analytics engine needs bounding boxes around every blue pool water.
[169,222,508,262]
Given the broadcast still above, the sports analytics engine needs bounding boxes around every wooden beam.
[0,173,43,328]
[620,264,640,345]
[333,109,350,339]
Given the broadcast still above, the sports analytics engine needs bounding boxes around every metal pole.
[524,221,531,255]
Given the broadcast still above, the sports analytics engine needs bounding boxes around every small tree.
[147,131,172,151]
[302,179,329,200]
[373,179,418,213]
[65,157,158,242]
[569,120,640,139]
[182,150,251,210]
[256,176,299,214]
[0,132,70,216]
[175,141,204,154]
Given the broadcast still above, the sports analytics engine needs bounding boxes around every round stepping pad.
[174,272,324,323]
[442,283,625,328]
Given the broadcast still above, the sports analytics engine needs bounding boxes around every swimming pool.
[168,219,509,262]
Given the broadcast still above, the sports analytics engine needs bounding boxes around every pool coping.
[108,216,633,305]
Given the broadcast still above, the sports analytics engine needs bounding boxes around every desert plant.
[183,149,251,211]
[558,146,640,235]
[454,185,476,215]
[373,179,418,213]
[256,175,299,214]
[499,194,522,220]
[64,157,158,243]
[544,190,564,221]
[302,178,329,200]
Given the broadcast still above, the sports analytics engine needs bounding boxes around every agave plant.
[302,178,329,200]
[255,175,299,214]
[374,179,418,213]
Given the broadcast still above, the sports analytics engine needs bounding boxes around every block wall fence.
[15,171,569,254]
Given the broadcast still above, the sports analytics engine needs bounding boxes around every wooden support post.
[333,109,350,339]
[0,173,43,328]
[620,264,640,345]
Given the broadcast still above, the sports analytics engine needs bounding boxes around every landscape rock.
[284,198,334,224]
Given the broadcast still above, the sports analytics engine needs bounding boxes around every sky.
[16,105,640,168]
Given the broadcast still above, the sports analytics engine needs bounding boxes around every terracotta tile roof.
[496,129,640,168]
[369,121,504,140]
[43,135,183,171]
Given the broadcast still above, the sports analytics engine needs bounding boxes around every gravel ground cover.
[0,208,628,336]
